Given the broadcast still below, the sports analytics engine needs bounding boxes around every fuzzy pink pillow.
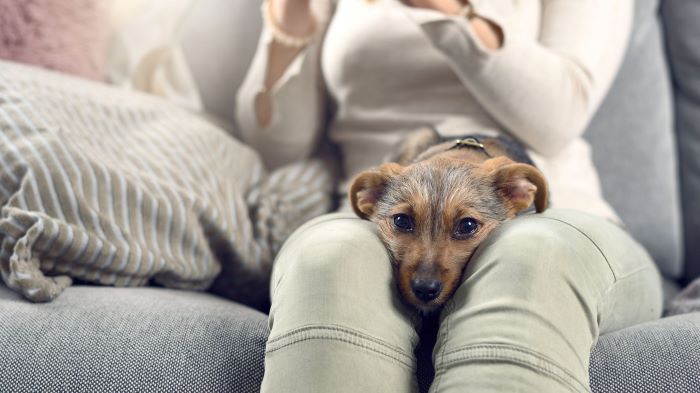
[0,0,108,80]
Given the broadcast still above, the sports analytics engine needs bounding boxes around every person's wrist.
[270,0,315,37]
[451,0,502,50]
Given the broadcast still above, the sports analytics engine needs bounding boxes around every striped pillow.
[0,60,333,305]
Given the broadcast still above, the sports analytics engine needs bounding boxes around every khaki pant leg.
[431,209,662,393]
[261,213,421,393]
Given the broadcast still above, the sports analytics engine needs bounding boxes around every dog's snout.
[411,278,443,302]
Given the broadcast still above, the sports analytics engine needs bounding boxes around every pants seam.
[534,216,617,281]
[537,215,659,322]
[267,323,412,355]
[434,343,588,393]
[266,324,415,370]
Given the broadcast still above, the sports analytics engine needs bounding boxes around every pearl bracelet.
[262,0,317,49]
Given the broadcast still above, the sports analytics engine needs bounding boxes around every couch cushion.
[0,284,268,393]
[589,312,700,392]
[662,0,700,283]
[583,0,683,278]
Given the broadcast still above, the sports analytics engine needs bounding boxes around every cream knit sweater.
[237,0,632,222]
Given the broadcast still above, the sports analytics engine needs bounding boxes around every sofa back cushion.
[584,0,683,278]
[662,0,700,282]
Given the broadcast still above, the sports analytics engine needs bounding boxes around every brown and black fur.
[349,127,548,313]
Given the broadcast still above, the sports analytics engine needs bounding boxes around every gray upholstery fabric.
[584,0,683,278]
[0,284,268,393]
[667,279,700,316]
[662,276,681,310]
[662,0,700,283]
[589,313,700,393]
[3,282,698,393]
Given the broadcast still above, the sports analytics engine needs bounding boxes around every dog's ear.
[482,157,548,215]
[349,163,403,219]
[388,127,441,165]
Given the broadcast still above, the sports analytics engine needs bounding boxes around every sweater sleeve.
[235,1,333,169]
[405,0,633,157]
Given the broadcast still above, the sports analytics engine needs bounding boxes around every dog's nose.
[411,278,443,302]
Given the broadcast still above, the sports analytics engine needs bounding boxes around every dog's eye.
[455,217,479,238]
[393,214,414,233]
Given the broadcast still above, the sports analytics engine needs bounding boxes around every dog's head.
[349,137,547,313]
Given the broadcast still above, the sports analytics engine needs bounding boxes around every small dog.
[348,127,548,313]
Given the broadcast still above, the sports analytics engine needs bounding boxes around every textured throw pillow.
[0,0,108,80]
[0,61,333,307]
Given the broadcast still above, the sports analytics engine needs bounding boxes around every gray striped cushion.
[0,60,332,304]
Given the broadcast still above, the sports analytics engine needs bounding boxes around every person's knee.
[467,215,599,286]
[272,215,393,297]
[269,215,416,334]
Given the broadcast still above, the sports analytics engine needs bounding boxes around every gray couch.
[2,0,700,392]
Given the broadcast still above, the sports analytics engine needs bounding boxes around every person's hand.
[269,0,315,37]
